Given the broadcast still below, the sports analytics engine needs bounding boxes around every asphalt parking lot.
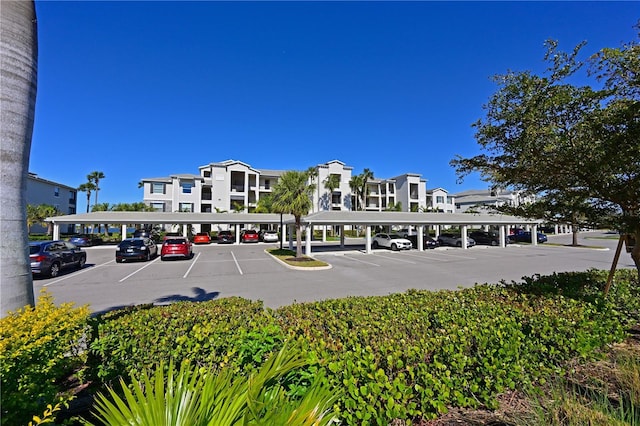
[34,231,635,314]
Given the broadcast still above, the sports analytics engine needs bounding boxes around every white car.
[371,233,413,251]
[260,230,280,242]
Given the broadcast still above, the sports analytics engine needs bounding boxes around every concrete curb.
[264,249,333,271]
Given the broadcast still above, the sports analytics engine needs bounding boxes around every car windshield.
[196,233,208,236]
[389,234,403,239]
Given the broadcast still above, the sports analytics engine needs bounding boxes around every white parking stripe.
[44,260,114,287]
[372,253,416,264]
[119,257,160,283]
[230,251,243,275]
[343,255,380,267]
[183,252,200,278]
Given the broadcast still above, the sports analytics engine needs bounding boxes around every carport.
[46,211,541,254]
[294,211,542,255]
[46,211,293,245]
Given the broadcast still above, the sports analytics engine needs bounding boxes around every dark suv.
[29,241,87,278]
[469,231,507,246]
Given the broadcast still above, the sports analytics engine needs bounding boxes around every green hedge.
[87,270,638,425]
[0,291,90,426]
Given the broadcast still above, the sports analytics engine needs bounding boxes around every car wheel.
[391,243,398,251]
[116,258,123,263]
[456,241,462,247]
[78,257,86,269]
[161,256,166,261]
[49,262,60,278]
[146,251,151,261]
[372,241,379,249]
[491,240,498,246]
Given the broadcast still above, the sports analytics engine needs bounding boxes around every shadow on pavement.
[154,287,220,304]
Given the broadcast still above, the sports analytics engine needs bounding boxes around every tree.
[349,174,363,211]
[323,173,341,210]
[359,168,374,211]
[271,170,316,259]
[87,170,105,206]
[1,0,38,316]
[78,182,96,213]
[451,30,640,275]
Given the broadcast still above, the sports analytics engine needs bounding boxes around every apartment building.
[453,188,534,213]
[425,188,456,213]
[27,172,77,233]
[141,159,446,232]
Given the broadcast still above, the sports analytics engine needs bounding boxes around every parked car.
[193,232,211,244]
[29,240,86,278]
[407,234,440,249]
[241,229,260,243]
[161,237,193,260]
[437,233,476,248]
[371,233,413,251]
[133,229,158,242]
[468,231,507,246]
[260,230,279,242]
[508,231,548,244]
[397,228,417,238]
[116,237,158,262]
[217,230,234,244]
[68,234,102,247]
[163,231,182,241]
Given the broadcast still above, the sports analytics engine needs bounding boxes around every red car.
[193,232,211,245]
[241,229,259,243]
[161,237,193,260]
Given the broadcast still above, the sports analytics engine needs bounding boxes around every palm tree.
[349,175,363,211]
[87,170,105,206]
[359,168,374,211]
[323,174,341,210]
[1,0,38,316]
[271,170,315,259]
[306,166,319,211]
[78,182,96,213]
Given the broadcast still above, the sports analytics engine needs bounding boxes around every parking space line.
[230,251,244,275]
[343,255,381,267]
[119,257,160,283]
[183,252,200,278]
[44,260,115,287]
[372,253,416,264]
[430,251,477,260]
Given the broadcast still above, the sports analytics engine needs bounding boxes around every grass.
[267,248,329,268]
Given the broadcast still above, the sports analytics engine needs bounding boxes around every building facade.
[27,172,77,233]
[140,159,447,232]
[453,188,534,213]
[425,188,456,213]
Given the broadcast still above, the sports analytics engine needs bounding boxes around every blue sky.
[30,1,638,206]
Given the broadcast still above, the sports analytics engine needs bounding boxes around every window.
[203,171,211,177]
[179,203,193,212]
[54,187,59,197]
[151,202,165,212]
[436,196,445,204]
[181,181,193,194]
[151,182,165,194]
[264,179,270,190]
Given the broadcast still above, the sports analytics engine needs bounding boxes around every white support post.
[461,225,468,249]
[435,225,440,238]
[365,225,372,254]
[499,225,506,248]
[53,223,60,241]
[417,225,424,251]
[121,224,127,241]
[281,225,287,246]
[322,226,327,242]
[182,224,188,237]
[340,225,345,248]
[532,224,538,246]
[305,226,312,255]
[235,224,241,244]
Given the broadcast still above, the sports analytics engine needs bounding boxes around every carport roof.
[46,211,294,225]
[46,210,540,226]
[299,211,541,226]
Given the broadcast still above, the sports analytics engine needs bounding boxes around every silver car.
[371,233,413,251]
[437,233,476,248]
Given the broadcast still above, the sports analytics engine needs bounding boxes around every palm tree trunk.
[0,0,38,316]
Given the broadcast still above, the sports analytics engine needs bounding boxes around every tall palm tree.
[78,182,96,213]
[271,170,315,259]
[349,175,363,211]
[359,168,374,211]
[87,170,105,206]
[1,0,38,316]
[323,173,341,210]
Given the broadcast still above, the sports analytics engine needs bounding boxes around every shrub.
[0,290,90,426]
[88,297,284,385]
